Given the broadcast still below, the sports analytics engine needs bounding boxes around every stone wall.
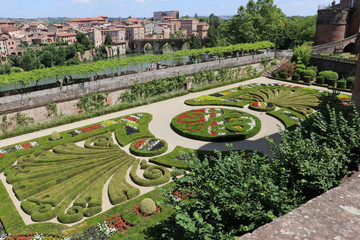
[0,53,274,115]
[310,56,356,77]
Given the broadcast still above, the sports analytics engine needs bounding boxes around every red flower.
[80,124,103,133]
[134,139,148,149]
[125,116,138,122]
[0,153,5,158]
[105,214,131,232]
[21,142,32,148]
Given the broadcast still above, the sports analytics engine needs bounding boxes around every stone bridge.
[312,33,360,54]
[128,39,192,54]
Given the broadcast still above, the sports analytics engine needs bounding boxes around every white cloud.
[73,0,92,3]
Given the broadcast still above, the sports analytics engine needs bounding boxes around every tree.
[104,33,113,46]
[20,51,35,71]
[65,45,77,60]
[292,43,312,65]
[76,32,91,49]
[222,0,287,47]
[54,46,67,66]
[206,25,226,47]
[188,34,202,49]
[163,150,292,239]
[39,50,54,68]
[279,16,316,49]
[208,13,221,27]
[268,94,360,198]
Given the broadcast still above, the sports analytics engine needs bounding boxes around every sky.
[0,0,333,19]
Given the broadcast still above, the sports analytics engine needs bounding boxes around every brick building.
[315,0,360,45]
[125,25,145,40]
[88,27,126,47]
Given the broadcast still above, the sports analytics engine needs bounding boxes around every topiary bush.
[318,70,338,84]
[346,76,355,89]
[336,80,346,89]
[303,76,312,84]
[279,71,288,80]
[50,131,61,141]
[328,78,336,87]
[292,73,300,81]
[316,76,325,84]
[295,64,306,70]
[139,198,157,215]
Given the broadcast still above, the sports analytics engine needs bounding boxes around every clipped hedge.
[316,76,324,84]
[318,70,338,83]
[130,159,171,187]
[129,138,168,157]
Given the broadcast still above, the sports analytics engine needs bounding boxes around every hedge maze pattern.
[3,113,171,224]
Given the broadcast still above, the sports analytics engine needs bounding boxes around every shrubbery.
[318,70,338,83]
[140,198,157,215]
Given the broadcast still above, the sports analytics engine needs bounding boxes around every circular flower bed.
[249,102,276,112]
[130,138,168,157]
[171,108,261,141]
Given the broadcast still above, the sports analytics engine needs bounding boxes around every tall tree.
[222,0,287,47]
[188,34,202,49]
[279,16,317,49]
[76,32,91,49]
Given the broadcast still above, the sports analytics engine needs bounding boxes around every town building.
[196,22,209,39]
[56,33,77,44]
[153,11,179,21]
[68,16,109,26]
[88,27,126,47]
[180,18,200,36]
[125,25,145,40]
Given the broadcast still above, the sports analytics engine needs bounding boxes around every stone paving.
[239,173,360,240]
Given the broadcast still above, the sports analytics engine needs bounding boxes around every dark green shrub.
[336,80,346,89]
[292,73,300,81]
[301,69,316,80]
[328,78,336,87]
[316,76,324,84]
[319,70,338,83]
[346,76,355,89]
[140,198,157,215]
[303,76,312,84]
[307,66,318,73]
[279,71,288,80]
[57,206,84,223]
[130,159,171,187]
[295,64,306,70]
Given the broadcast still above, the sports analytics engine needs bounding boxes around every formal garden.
[0,79,357,240]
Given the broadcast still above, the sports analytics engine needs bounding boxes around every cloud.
[73,0,92,3]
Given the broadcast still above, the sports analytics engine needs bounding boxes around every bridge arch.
[343,42,356,53]
[143,42,154,53]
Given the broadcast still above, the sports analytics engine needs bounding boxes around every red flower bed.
[133,204,161,217]
[125,116,138,122]
[133,139,148,149]
[21,142,32,149]
[105,214,131,233]
[5,233,35,240]
[0,153,5,158]
[79,124,103,133]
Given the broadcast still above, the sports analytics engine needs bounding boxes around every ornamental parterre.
[133,138,165,151]
[171,108,261,141]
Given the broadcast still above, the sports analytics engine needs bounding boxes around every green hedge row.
[267,108,306,129]
[130,159,171,187]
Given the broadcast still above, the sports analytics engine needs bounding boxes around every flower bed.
[171,108,261,141]
[130,138,168,157]
[249,102,276,112]
[0,141,39,159]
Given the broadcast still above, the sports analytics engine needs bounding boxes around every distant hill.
[0,17,72,24]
